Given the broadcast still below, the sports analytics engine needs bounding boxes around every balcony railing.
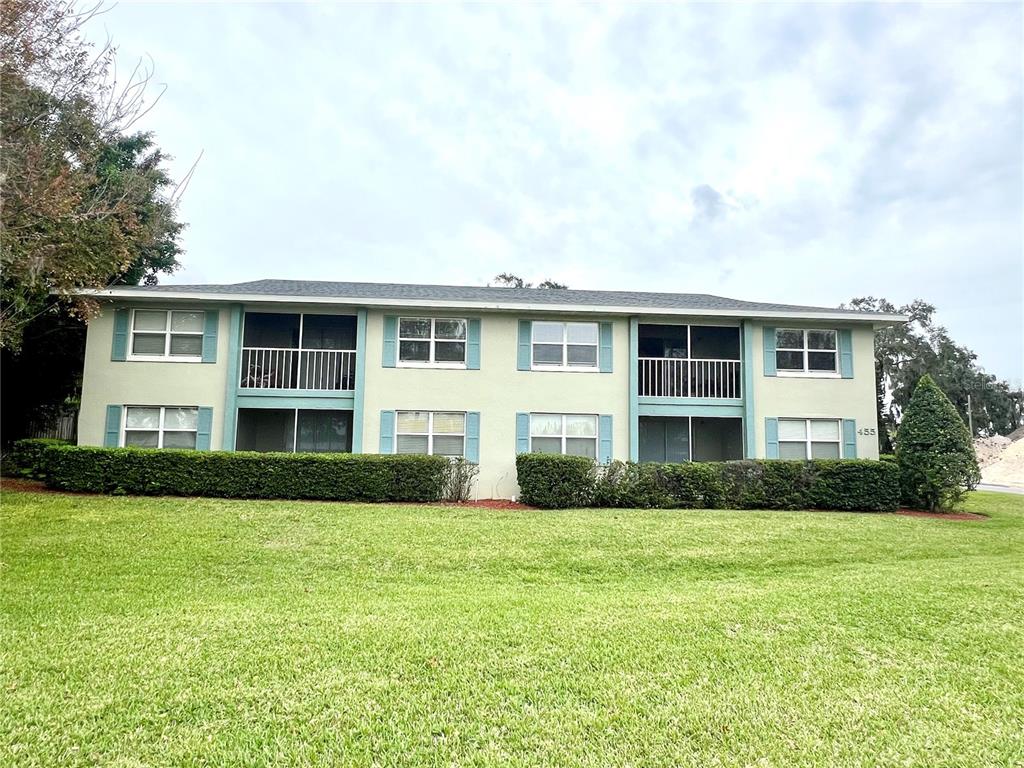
[638,358,742,399]
[240,348,356,391]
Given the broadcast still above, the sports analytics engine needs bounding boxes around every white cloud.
[86,2,1023,382]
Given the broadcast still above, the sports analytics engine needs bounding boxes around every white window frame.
[775,328,839,378]
[531,321,600,372]
[394,411,467,457]
[777,418,843,460]
[397,317,468,369]
[129,308,205,362]
[529,413,599,456]
[122,405,199,449]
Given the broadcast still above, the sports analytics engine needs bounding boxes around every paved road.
[977,483,1024,496]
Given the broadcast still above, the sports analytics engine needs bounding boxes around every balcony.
[638,324,742,400]
[240,312,356,391]
[240,347,356,390]
[638,357,741,399]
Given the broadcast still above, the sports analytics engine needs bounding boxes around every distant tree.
[491,274,567,289]
[847,297,1023,450]
[895,375,980,512]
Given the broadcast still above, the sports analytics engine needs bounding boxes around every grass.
[2,490,1022,767]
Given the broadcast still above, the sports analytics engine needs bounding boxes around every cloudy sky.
[88,2,1022,382]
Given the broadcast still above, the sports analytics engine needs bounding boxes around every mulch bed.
[428,499,535,510]
[2,478,52,493]
[895,509,987,521]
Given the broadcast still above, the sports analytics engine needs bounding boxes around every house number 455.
[857,427,877,436]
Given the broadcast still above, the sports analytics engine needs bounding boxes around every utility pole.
[967,394,974,436]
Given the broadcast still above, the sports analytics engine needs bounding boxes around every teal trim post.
[352,308,368,452]
[221,303,243,450]
[742,320,756,458]
[628,316,639,462]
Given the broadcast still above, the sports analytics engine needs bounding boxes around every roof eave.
[80,288,909,324]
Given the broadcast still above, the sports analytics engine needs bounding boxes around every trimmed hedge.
[515,454,597,509]
[41,445,450,502]
[4,438,71,479]
[518,455,900,512]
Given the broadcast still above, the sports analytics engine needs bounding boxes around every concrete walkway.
[977,483,1024,496]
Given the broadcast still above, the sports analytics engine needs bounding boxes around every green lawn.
[2,490,1022,767]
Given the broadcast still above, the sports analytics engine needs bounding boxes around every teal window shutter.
[465,411,481,462]
[762,326,777,376]
[839,329,854,379]
[111,309,129,361]
[599,322,613,373]
[104,405,122,447]
[467,318,481,370]
[196,407,214,450]
[202,310,219,363]
[515,412,530,453]
[379,410,395,453]
[842,419,857,458]
[765,417,779,459]
[382,316,397,368]
[599,414,613,463]
[517,320,532,371]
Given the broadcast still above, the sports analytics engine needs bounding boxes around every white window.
[775,329,837,374]
[131,309,204,360]
[398,318,467,366]
[778,418,842,459]
[395,411,466,456]
[532,322,599,370]
[123,406,199,449]
[530,413,598,458]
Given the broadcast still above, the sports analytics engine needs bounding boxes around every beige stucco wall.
[361,310,630,499]
[78,303,231,448]
[749,322,880,459]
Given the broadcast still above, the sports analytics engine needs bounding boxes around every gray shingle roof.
[108,279,895,319]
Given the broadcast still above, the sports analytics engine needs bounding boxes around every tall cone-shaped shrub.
[895,375,980,511]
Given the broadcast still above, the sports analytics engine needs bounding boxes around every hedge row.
[40,445,451,502]
[516,454,901,512]
[3,438,71,479]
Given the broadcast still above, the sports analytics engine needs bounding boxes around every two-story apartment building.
[76,280,905,499]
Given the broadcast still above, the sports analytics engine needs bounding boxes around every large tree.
[847,297,1023,450]
[1,0,184,441]
[1,0,183,352]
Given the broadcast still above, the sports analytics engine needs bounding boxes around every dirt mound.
[975,434,1012,467]
[981,437,1024,488]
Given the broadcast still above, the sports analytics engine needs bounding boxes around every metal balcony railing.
[638,357,742,399]
[240,348,356,391]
